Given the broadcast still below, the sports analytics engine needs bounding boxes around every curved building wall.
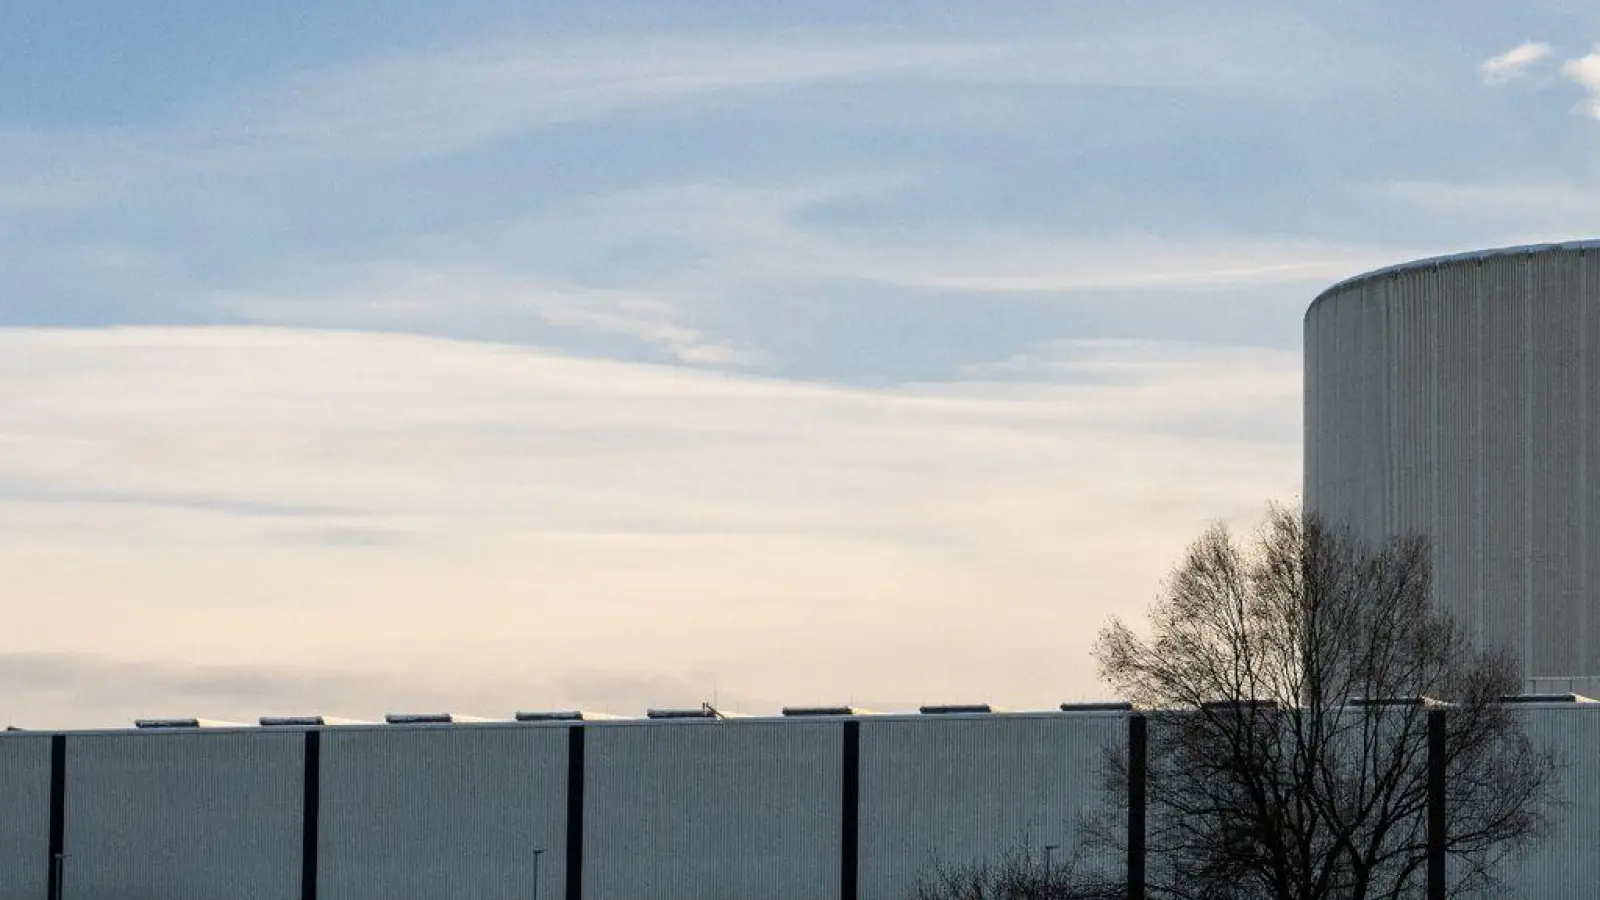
[1305,241,1600,682]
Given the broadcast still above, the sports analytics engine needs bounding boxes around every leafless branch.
[1089,504,1559,900]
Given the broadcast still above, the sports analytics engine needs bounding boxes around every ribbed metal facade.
[857,712,1123,899]
[1490,705,1600,897]
[0,709,1593,898]
[62,730,304,900]
[318,723,569,900]
[0,736,51,900]
[1305,242,1600,682]
[583,718,842,900]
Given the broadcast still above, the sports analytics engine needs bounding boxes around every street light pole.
[1043,844,1058,882]
[532,847,545,900]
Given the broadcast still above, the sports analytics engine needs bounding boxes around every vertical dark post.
[1127,714,1147,900]
[1427,709,1447,900]
[301,730,321,900]
[47,734,66,900]
[841,720,861,900]
[566,725,585,900]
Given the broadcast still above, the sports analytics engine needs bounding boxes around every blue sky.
[3,2,1600,725]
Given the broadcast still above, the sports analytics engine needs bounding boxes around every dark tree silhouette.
[908,844,1121,900]
[1088,504,1558,900]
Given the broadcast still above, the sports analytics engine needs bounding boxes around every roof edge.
[1307,239,1600,320]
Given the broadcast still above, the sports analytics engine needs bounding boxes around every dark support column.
[48,735,65,900]
[301,730,321,900]
[841,720,861,900]
[1427,709,1447,900]
[566,725,586,900]
[1128,714,1147,900]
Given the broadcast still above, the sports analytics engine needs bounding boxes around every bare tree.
[1091,504,1557,900]
[909,844,1122,900]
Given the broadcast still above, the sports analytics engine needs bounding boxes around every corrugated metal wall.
[1435,259,1483,640]
[1480,705,1600,898]
[0,711,1593,898]
[583,718,842,900]
[0,735,51,900]
[318,723,569,900]
[1481,253,1530,671]
[1305,244,1600,682]
[1529,251,1585,676]
[856,712,1123,900]
[63,729,304,900]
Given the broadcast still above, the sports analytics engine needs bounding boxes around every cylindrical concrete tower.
[1305,241,1600,687]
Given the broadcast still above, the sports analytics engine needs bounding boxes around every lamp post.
[532,847,545,900]
[1043,843,1059,881]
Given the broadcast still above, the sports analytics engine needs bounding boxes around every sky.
[4,2,1600,727]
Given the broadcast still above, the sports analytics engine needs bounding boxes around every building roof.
[1307,239,1600,320]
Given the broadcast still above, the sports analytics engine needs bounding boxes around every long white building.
[0,708,1126,900]
[0,701,1595,900]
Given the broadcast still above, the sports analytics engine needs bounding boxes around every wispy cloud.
[0,10,1367,181]
[1562,44,1600,117]
[0,39,994,200]
[0,12,1431,374]
[220,263,763,367]
[229,38,998,160]
[1479,41,1553,85]
[1376,178,1600,242]
[190,175,1389,376]
[0,327,1298,725]
[428,176,1411,297]
[220,14,1395,162]
[235,6,1392,158]
[856,234,1412,294]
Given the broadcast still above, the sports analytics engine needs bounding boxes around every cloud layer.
[0,328,1298,727]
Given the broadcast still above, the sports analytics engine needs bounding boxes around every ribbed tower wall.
[1305,242,1600,685]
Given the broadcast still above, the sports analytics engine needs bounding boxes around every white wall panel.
[857,713,1123,900]
[583,718,842,900]
[0,736,51,900]
[64,730,304,900]
[318,723,568,900]
[1494,705,1600,897]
